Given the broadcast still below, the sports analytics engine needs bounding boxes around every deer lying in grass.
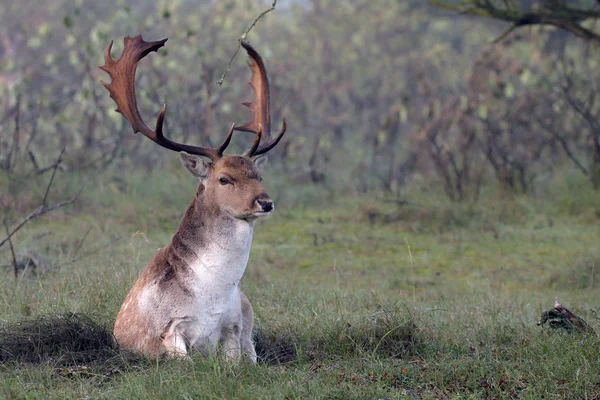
[99,35,286,362]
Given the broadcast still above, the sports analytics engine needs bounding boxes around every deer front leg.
[220,323,242,361]
[240,291,257,364]
[161,318,204,358]
[240,326,257,364]
[162,329,188,358]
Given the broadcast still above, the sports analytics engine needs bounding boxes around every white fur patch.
[177,219,253,352]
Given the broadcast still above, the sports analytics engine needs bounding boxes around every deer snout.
[253,192,274,214]
[257,199,274,213]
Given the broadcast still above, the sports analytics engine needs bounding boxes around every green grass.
[1,164,599,399]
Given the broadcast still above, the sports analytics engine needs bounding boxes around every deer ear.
[254,155,268,172]
[180,152,210,179]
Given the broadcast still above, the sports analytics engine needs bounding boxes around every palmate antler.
[235,41,287,157]
[99,35,285,161]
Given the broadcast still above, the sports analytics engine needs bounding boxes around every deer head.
[99,36,286,221]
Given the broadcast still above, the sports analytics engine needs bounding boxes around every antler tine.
[235,40,286,157]
[218,123,236,157]
[243,125,263,157]
[252,118,286,156]
[99,35,227,161]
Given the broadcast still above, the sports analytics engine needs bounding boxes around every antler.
[236,41,287,157]
[99,35,234,161]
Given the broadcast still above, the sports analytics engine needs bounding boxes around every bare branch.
[28,151,39,172]
[0,196,19,278]
[42,147,65,207]
[0,149,83,251]
[72,226,92,258]
[217,0,278,86]
[536,116,589,176]
[430,0,600,45]
[0,185,83,251]
[492,23,519,43]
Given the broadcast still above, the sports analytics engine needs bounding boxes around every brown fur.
[114,155,271,360]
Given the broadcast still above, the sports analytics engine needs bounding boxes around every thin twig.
[5,94,21,171]
[24,152,66,178]
[28,151,39,172]
[405,237,416,304]
[0,196,19,278]
[72,226,92,258]
[0,184,84,250]
[42,148,65,207]
[217,0,278,86]
[430,0,600,45]
[492,23,518,43]
[536,116,589,176]
[57,237,121,268]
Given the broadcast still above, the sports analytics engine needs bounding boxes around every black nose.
[258,199,273,212]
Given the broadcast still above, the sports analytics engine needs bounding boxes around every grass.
[1,162,599,399]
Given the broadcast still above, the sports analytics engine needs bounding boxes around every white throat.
[190,218,255,289]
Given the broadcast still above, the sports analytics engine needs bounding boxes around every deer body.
[100,36,286,361]
[114,159,261,360]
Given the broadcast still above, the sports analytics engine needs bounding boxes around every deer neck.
[168,185,255,288]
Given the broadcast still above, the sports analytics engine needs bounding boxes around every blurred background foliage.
[0,0,599,201]
[0,5,599,395]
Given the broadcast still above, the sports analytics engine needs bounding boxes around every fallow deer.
[99,35,286,362]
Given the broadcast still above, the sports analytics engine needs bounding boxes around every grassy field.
[1,162,599,399]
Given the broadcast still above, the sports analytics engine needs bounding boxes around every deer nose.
[257,199,274,213]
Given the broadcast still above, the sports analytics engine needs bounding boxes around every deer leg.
[240,291,257,364]
[162,330,188,358]
[220,323,242,361]
[161,318,201,359]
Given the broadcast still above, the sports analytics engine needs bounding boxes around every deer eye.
[219,177,230,185]
[258,177,263,182]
